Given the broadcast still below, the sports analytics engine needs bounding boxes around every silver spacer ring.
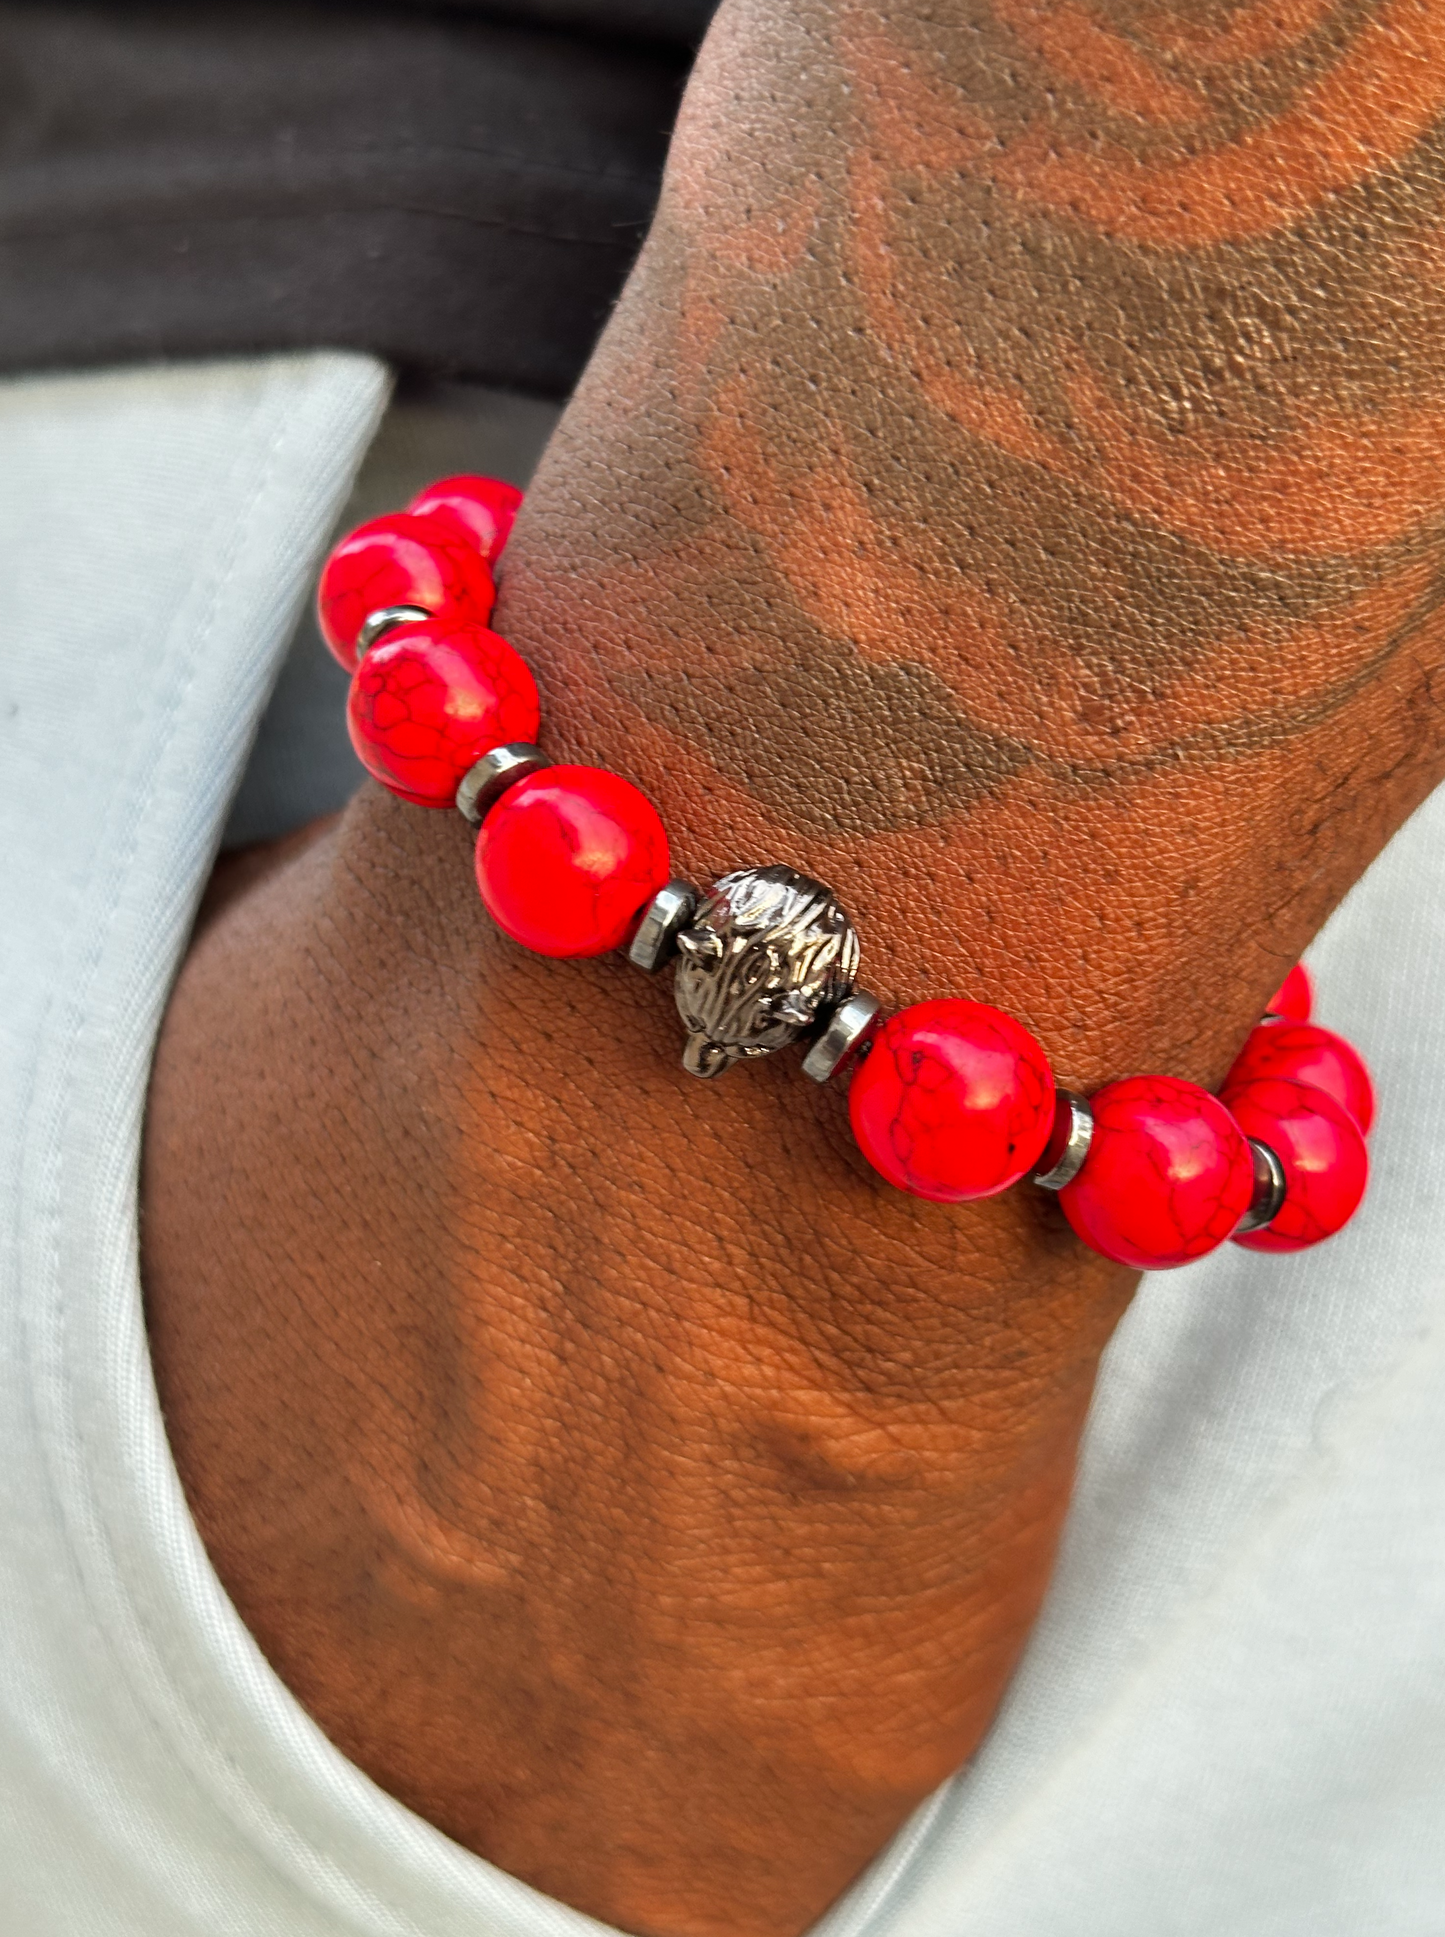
[1033,1090,1094,1190]
[628,880,699,973]
[356,604,429,658]
[456,743,550,827]
[801,991,882,1084]
[1235,1137,1287,1233]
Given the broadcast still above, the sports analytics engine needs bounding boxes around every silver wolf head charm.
[672,866,861,1078]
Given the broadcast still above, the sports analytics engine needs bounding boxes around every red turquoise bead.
[848,999,1055,1203]
[1226,1077,1368,1253]
[1058,1075,1254,1270]
[409,475,523,561]
[347,619,541,809]
[1265,962,1314,1021]
[475,765,670,957]
[316,512,495,670]
[1223,1020,1375,1134]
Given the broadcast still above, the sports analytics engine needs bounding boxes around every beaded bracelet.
[316,475,1373,1270]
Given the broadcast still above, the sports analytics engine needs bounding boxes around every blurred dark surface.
[366,0,717,41]
[0,0,715,396]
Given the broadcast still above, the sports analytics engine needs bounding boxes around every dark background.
[0,0,717,396]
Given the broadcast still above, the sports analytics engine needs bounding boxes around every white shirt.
[2,352,1443,1937]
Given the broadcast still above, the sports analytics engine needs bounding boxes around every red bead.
[475,765,670,957]
[316,512,495,670]
[1226,1077,1368,1253]
[848,999,1055,1203]
[347,619,541,809]
[1265,962,1313,1020]
[1223,1020,1375,1134]
[1058,1075,1254,1270]
[408,475,523,561]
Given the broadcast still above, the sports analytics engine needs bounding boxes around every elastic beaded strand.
[348,619,540,809]
[316,482,1375,1263]
[409,474,523,561]
[475,765,671,959]
[848,999,1055,1204]
[1223,1019,1375,1134]
[317,510,495,670]
[1057,1077,1255,1270]
[1266,962,1314,1020]
[1226,1078,1369,1253]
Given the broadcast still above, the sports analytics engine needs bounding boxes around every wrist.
[148,779,1116,1937]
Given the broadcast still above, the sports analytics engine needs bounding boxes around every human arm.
[142,7,1445,1936]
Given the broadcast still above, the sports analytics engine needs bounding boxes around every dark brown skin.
[142,5,1445,1935]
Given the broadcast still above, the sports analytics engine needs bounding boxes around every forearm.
[513,0,1445,1066]
[143,6,1445,1937]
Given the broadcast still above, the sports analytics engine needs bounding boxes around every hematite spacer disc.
[1234,1137,1287,1233]
[1033,1090,1094,1190]
[357,604,430,657]
[801,991,883,1084]
[456,743,550,826]
[628,881,699,973]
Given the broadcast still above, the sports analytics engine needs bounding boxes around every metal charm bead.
[356,604,429,657]
[456,743,550,826]
[1033,1090,1094,1190]
[628,880,699,973]
[801,991,883,1084]
[1235,1137,1287,1233]
[673,865,861,1079]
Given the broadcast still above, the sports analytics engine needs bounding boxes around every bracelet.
[316,475,1373,1271]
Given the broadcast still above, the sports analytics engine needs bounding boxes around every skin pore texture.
[142,5,1445,1936]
